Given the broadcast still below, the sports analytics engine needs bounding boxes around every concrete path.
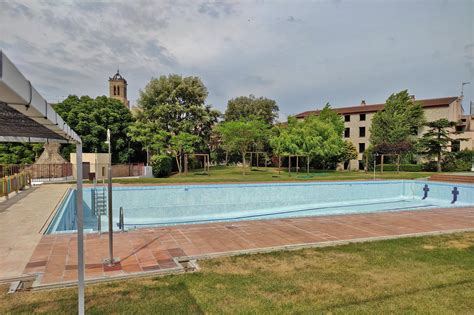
[0,184,69,279]
[24,206,474,286]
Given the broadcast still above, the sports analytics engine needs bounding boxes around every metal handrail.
[117,206,125,232]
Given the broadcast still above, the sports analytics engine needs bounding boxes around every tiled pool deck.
[24,206,474,287]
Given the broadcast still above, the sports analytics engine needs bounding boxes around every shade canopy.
[0,50,81,144]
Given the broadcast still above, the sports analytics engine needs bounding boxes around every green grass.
[2,232,473,314]
[112,165,435,184]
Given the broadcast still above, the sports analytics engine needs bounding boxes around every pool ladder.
[93,178,107,232]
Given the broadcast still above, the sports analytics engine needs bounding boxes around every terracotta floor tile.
[20,206,474,286]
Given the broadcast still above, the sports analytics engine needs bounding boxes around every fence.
[1,162,145,183]
[0,171,31,198]
[0,164,74,182]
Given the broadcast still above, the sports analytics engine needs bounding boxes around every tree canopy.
[169,132,200,173]
[417,118,465,172]
[216,120,269,174]
[270,104,347,169]
[0,143,43,164]
[130,75,220,160]
[370,90,425,155]
[54,95,135,163]
[224,95,279,125]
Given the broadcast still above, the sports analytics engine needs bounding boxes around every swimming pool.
[45,180,474,234]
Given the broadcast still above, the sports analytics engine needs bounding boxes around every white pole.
[76,143,85,315]
[106,129,114,265]
[373,153,377,181]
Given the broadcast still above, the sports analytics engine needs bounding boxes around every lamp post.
[461,82,470,97]
[105,129,116,265]
[373,153,379,180]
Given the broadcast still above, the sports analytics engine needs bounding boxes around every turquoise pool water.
[46,180,474,234]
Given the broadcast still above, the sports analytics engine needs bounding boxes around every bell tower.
[109,69,130,109]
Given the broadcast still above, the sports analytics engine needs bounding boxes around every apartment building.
[295,96,474,170]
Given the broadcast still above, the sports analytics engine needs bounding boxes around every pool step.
[429,174,474,184]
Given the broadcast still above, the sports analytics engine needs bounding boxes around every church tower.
[109,70,130,109]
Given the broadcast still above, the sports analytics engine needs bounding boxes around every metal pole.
[373,154,377,180]
[76,143,85,315]
[107,129,114,265]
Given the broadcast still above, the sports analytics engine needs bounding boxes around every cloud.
[0,2,32,18]
[143,40,176,67]
[0,0,471,119]
[198,2,235,18]
[286,16,302,23]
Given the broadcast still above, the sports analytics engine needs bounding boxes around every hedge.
[151,154,172,177]
[375,163,422,172]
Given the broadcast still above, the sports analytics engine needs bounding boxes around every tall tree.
[54,95,135,163]
[216,120,269,174]
[270,105,346,170]
[340,141,358,170]
[169,132,199,173]
[128,121,167,165]
[370,90,425,169]
[0,143,43,164]
[133,74,220,152]
[224,95,279,125]
[417,119,465,172]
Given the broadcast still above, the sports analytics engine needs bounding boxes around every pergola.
[0,51,86,314]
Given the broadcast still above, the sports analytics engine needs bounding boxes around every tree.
[216,120,269,174]
[169,133,199,173]
[128,121,168,165]
[270,104,346,170]
[0,143,43,164]
[133,74,220,152]
[224,95,279,125]
[340,141,358,170]
[417,119,466,172]
[370,90,425,169]
[54,95,134,163]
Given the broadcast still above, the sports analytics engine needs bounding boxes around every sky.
[0,0,473,120]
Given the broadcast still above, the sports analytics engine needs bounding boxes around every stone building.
[108,70,130,109]
[295,96,474,170]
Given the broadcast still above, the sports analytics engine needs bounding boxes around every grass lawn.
[2,232,473,314]
[113,165,436,184]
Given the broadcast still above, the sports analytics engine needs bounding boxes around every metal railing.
[0,171,31,199]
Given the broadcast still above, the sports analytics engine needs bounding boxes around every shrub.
[421,149,474,172]
[375,164,422,172]
[151,154,172,177]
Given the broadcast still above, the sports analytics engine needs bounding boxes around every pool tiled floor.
[23,206,474,287]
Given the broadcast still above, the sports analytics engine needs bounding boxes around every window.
[452,140,460,152]
[116,86,120,95]
[360,114,366,121]
[344,115,350,122]
[113,86,116,95]
[455,126,464,132]
[344,127,350,138]
[101,167,105,177]
[359,143,365,153]
[359,127,366,137]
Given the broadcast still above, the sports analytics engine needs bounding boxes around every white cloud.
[0,0,472,119]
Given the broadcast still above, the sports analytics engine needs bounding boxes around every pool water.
[46,180,474,234]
